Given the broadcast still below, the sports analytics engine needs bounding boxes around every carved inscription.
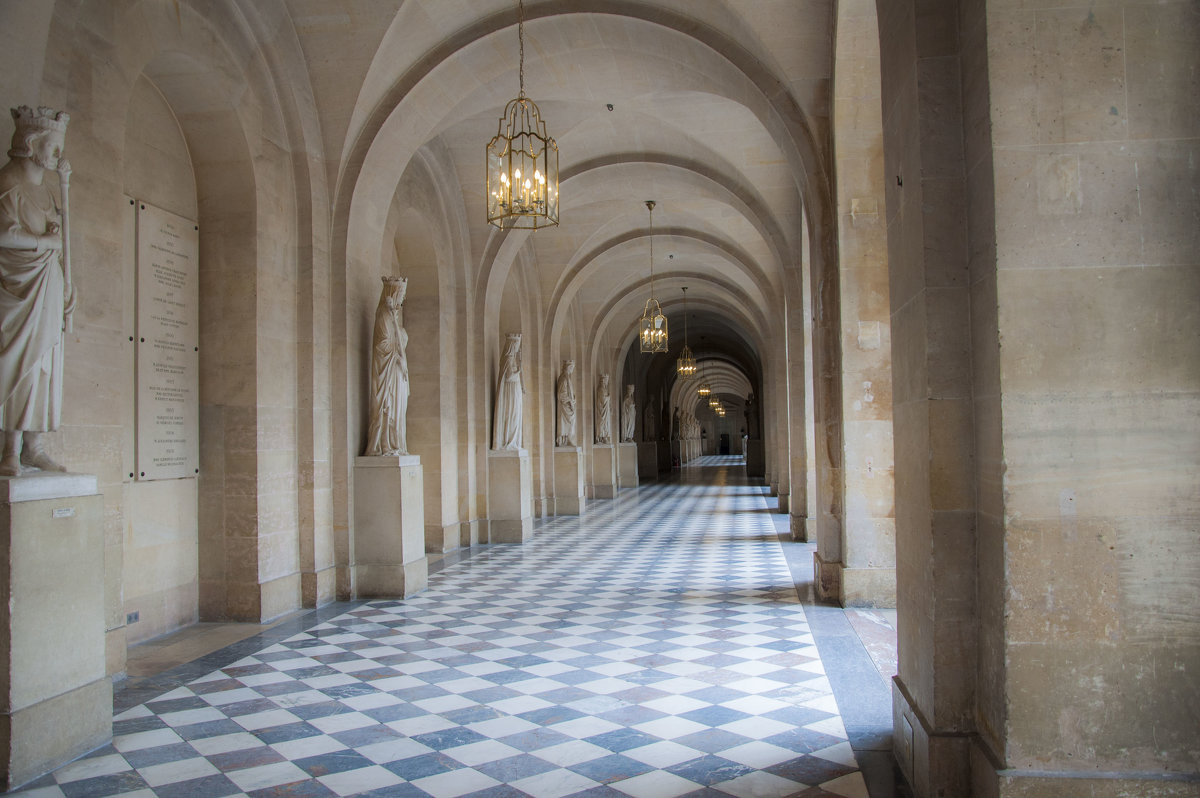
[136,203,199,480]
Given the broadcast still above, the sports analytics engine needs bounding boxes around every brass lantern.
[486,0,559,230]
[639,200,668,352]
[677,287,696,376]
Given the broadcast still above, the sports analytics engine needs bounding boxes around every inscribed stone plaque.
[136,202,199,480]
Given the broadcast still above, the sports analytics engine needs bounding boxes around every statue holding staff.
[0,106,73,476]
[620,384,636,442]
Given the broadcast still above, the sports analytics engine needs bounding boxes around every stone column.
[353,456,427,597]
[0,474,110,790]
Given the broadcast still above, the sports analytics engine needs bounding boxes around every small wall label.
[52,507,75,519]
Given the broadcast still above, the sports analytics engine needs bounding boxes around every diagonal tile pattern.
[18,456,868,798]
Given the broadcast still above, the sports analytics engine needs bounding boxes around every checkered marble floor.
[19,456,867,798]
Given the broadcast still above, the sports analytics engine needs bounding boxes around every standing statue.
[620,384,636,442]
[0,106,73,476]
[555,360,576,446]
[364,276,409,456]
[492,333,523,450]
[594,373,612,444]
[671,407,680,441]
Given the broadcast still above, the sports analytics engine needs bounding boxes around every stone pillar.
[636,442,657,481]
[616,442,638,488]
[0,474,111,790]
[656,440,672,473]
[591,444,616,499]
[487,449,532,542]
[553,447,585,515]
[353,456,428,597]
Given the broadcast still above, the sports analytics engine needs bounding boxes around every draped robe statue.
[0,106,73,476]
[492,333,523,450]
[364,276,409,455]
[620,384,636,442]
[555,360,576,446]
[594,373,612,444]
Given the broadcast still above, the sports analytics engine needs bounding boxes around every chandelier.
[676,287,696,375]
[639,200,668,352]
[486,0,559,230]
[697,360,711,396]
[709,391,720,409]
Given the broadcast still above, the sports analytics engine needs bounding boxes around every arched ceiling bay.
[306,1,834,376]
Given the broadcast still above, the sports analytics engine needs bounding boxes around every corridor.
[19,457,895,798]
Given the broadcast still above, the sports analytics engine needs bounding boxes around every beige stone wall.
[120,75,201,647]
[986,0,1200,779]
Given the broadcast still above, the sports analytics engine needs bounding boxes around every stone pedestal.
[553,447,585,515]
[488,449,532,542]
[591,444,616,499]
[637,442,658,481]
[617,442,638,488]
[353,456,427,598]
[745,439,765,477]
[0,474,110,791]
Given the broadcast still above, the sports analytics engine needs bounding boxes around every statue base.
[353,456,427,598]
[617,442,639,488]
[0,474,110,791]
[553,447,586,515]
[637,442,658,481]
[591,444,616,499]
[488,449,532,542]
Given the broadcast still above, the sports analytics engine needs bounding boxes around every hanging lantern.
[639,200,668,352]
[677,287,696,376]
[486,0,559,230]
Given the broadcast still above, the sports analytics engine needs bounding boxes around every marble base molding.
[0,474,110,790]
[553,447,585,516]
[488,449,532,543]
[353,455,428,598]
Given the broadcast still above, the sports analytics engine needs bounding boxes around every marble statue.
[364,276,409,456]
[0,106,73,476]
[671,407,680,440]
[620,384,635,442]
[594,373,612,445]
[492,333,523,450]
[555,360,576,446]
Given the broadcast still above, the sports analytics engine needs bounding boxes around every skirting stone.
[301,565,336,609]
[490,517,532,543]
[355,558,429,598]
[893,678,970,797]
[426,522,459,554]
[790,514,812,541]
[1,678,112,790]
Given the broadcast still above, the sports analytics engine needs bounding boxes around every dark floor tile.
[766,755,857,786]
[762,728,844,755]
[330,723,405,748]
[412,726,489,750]
[383,752,461,780]
[122,742,201,769]
[294,748,378,777]
[253,721,325,745]
[498,727,574,752]
[210,745,287,772]
[585,728,662,754]
[60,770,150,798]
[672,729,754,754]
[248,778,339,798]
[678,706,752,727]
[517,705,586,727]
[153,773,242,797]
[176,718,248,740]
[475,753,559,782]
[568,753,653,784]
[667,754,754,786]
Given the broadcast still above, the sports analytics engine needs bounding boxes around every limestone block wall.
[982,0,1200,786]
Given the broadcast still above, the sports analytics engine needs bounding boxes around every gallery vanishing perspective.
[0,1,1195,796]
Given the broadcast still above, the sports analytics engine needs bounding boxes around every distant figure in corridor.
[365,276,409,456]
[492,333,524,450]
